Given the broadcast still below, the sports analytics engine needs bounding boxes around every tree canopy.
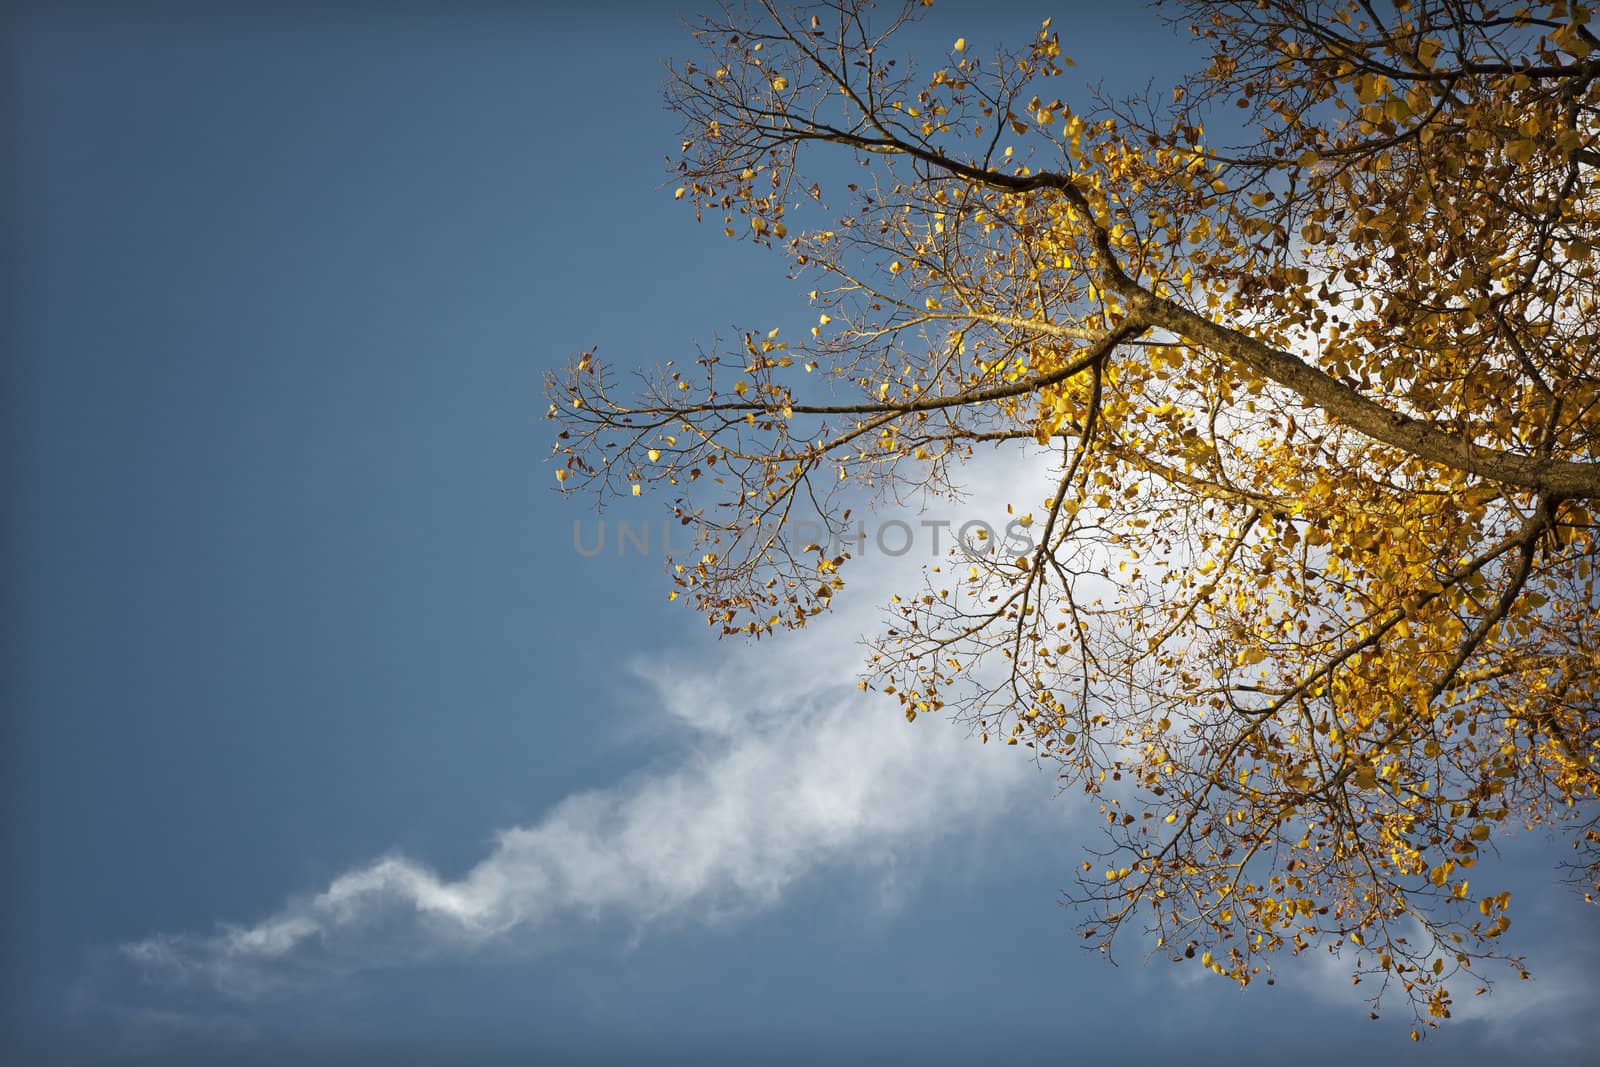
[548,0,1600,1033]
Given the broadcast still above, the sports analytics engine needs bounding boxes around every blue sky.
[7,3,1599,1064]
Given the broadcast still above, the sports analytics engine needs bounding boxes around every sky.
[6,2,1600,1064]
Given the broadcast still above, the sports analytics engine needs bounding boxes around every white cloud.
[120,450,1062,999]
[1263,906,1600,1052]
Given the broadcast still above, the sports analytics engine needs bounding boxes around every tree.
[548,0,1600,1031]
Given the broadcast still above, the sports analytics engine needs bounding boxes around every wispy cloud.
[118,451,1060,1001]
[1263,887,1600,1052]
